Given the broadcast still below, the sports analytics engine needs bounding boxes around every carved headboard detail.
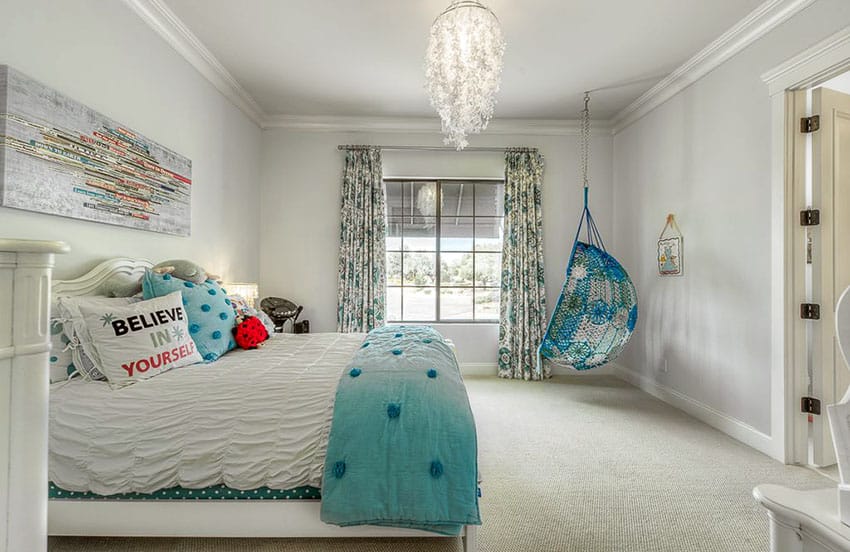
[52,258,153,299]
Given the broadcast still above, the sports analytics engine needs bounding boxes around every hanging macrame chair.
[538,93,638,371]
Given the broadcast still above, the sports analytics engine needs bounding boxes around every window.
[385,179,504,323]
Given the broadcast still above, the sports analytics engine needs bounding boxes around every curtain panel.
[337,147,387,333]
[499,150,548,380]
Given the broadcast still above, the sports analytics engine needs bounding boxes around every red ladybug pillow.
[232,316,269,349]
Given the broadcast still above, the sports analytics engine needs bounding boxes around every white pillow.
[79,291,202,388]
[56,295,140,381]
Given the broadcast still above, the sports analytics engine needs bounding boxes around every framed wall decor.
[0,65,192,236]
[657,214,683,276]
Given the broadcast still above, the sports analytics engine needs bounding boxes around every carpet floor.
[49,375,832,552]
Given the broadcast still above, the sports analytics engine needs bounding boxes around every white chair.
[752,285,850,551]
[828,286,850,522]
[836,286,850,405]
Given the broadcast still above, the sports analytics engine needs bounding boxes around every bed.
[45,257,480,550]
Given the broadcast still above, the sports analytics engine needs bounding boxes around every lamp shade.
[223,282,259,308]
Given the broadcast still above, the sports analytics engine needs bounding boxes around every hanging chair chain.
[580,92,591,189]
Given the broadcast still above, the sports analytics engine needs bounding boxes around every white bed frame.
[45,256,479,550]
[754,485,850,552]
[0,239,69,552]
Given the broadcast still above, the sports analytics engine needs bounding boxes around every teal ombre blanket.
[319,325,481,535]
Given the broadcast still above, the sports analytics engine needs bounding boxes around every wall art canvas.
[0,65,191,236]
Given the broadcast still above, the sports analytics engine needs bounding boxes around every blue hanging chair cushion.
[539,241,638,370]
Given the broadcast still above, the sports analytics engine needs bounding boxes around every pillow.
[49,304,75,383]
[56,296,140,381]
[143,270,236,362]
[99,273,144,298]
[256,309,276,336]
[228,294,276,336]
[228,294,253,317]
[79,291,201,387]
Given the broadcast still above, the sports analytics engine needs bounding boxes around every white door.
[810,87,850,466]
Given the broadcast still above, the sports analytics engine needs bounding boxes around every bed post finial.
[463,525,479,552]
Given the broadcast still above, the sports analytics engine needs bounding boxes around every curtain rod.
[337,145,537,153]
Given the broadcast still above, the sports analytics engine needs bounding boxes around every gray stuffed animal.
[152,259,221,284]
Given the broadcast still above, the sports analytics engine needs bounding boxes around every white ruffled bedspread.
[49,332,364,495]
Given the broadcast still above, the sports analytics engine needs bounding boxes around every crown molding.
[116,0,608,137]
[611,0,815,134]
[262,115,441,132]
[122,0,266,126]
[262,114,612,136]
[761,25,850,95]
[120,0,606,136]
[124,0,806,137]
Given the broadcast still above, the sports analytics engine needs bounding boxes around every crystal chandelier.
[425,0,506,150]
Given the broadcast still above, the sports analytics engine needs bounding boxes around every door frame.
[764,26,850,463]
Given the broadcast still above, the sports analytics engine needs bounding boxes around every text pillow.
[142,270,236,362]
[79,291,202,388]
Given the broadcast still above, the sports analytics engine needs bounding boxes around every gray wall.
[612,0,850,434]
[259,129,613,368]
[0,0,263,283]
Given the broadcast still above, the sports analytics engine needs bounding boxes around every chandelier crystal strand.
[425,0,506,150]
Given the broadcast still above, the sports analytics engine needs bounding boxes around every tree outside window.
[385,179,504,323]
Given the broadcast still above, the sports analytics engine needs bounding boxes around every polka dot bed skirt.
[49,482,320,501]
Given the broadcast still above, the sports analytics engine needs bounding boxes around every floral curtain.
[337,147,386,333]
[499,149,548,380]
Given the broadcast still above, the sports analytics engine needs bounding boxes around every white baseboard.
[614,363,778,460]
[460,363,622,377]
[550,363,619,376]
[461,362,620,377]
[460,363,497,376]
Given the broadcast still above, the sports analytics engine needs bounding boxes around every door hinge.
[801,115,821,133]
[801,396,822,415]
[800,303,821,320]
[800,209,820,226]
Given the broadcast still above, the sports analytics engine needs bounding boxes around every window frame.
[384,177,504,324]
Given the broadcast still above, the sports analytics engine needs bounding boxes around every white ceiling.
[163,0,764,120]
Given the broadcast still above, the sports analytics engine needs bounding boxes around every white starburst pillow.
[55,295,142,381]
[79,291,202,388]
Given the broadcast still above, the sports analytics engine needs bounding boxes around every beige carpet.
[49,376,832,552]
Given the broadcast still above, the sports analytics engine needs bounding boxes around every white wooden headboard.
[52,257,153,299]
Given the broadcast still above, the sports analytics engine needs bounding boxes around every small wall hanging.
[657,214,683,276]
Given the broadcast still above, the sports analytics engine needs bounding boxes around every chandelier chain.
[581,92,591,189]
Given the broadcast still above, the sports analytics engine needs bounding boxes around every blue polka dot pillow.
[142,269,236,362]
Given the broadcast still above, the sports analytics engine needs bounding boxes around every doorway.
[791,77,850,468]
